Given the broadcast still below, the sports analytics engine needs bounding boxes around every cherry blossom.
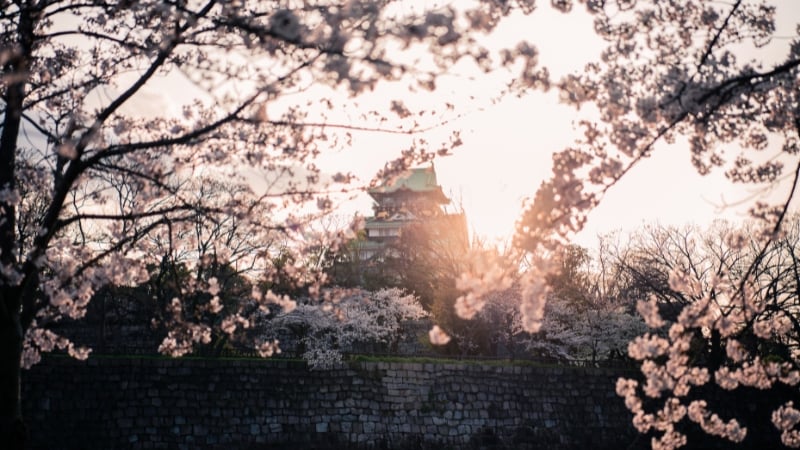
[1,1,546,443]
[612,218,800,447]
[260,288,426,369]
[429,325,452,346]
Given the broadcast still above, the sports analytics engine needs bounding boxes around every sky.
[323,1,800,248]
[63,1,800,249]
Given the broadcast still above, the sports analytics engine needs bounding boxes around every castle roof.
[368,166,448,203]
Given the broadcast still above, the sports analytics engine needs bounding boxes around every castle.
[358,165,468,262]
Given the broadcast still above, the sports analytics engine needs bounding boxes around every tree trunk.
[0,4,36,448]
[0,76,26,450]
[0,300,25,450]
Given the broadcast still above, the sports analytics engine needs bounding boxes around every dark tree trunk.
[0,300,25,450]
[0,73,26,450]
[0,96,26,448]
[0,4,36,448]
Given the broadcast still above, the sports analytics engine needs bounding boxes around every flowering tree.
[511,244,646,363]
[511,0,799,325]
[474,286,526,358]
[138,177,288,357]
[0,0,542,445]
[609,219,800,448]
[439,244,515,355]
[259,287,426,369]
[524,291,647,363]
[478,1,800,448]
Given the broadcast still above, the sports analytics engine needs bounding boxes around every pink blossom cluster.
[687,400,746,443]
[22,325,91,369]
[773,402,800,447]
[454,249,514,320]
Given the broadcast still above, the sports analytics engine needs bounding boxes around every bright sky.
[324,1,800,248]
[67,1,800,249]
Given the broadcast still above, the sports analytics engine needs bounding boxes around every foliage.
[69,257,252,356]
[421,240,516,356]
[524,293,646,362]
[612,218,800,448]
[324,207,477,353]
[2,0,798,448]
[473,286,526,358]
[438,242,645,361]
[0,0,540,443]
[514,244,647,362]
[469,1,800,448]
[259,288,426,369]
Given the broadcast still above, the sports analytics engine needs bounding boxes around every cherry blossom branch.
[577,60,799,250]
[696,0,742,71]
[213,15,397,72]
[696,58,800,106]
[732,155,800,306]
[38,30,149,52]
[253,117,466,135]
[42,2,114,18]
[67,1,218,160]
[88,161,179,196]
[66,216,192,288]
[22,77,99,111]
[19,111,57,144]
[54,204,204,229]
[24,17,198,271]
[85,54,319,163]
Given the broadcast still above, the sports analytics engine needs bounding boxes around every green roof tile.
[370,166,439,194]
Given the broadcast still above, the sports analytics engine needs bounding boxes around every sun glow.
[80,0,800,248]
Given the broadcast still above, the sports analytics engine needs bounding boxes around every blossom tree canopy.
[613,218,800,449]
[2,0,797,448]
[0,0,544,445]
[502,1,799,448]
[510,0,799,332]
[261,287,426,369]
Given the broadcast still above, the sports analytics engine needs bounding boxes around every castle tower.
[359,165,467,261]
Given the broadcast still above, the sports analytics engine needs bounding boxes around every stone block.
[118,418,133,428]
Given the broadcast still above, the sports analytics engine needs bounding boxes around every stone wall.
[22,356,642,449]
